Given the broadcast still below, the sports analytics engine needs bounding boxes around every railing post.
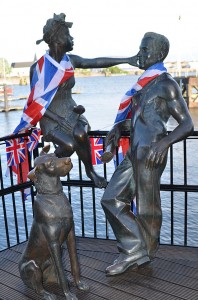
[3,84,9,112]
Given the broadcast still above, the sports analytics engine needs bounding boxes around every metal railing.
[0,131,198,251]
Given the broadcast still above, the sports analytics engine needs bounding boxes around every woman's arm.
[69,54,138,69]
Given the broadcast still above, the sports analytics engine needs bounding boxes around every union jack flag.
[90,137,104,165]
[13,52,74,134]
[114,137,130,167]
[27,128,42,152]
[5,52,74,187]
[114,62,167,125]
[6,138,26,166]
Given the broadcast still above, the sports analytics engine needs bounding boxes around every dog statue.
[19,145,89,300]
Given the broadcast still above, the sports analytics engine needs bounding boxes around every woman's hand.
[73,105,85,115]
[128,55,139,67]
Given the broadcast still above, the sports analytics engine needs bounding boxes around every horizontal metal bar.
[160,184,198,192]
[61,181,198,193]
[0,181,33,196]
[0,131,31,143]
[88,130,198,137]
[1,180,198,198]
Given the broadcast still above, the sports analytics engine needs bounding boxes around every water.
[0,75,198,249]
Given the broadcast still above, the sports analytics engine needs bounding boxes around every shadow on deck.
[0,237,198,300]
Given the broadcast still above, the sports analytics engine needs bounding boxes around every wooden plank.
[0,239,198,300]
[0,269,42,300]
[75,252,198,300]
[0,283,34,300]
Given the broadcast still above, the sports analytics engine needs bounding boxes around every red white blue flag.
[114,137,130,167]
[6,53,74,161]
[90,137,104,165]
[5,52,74,189]
[6,138,26,166]
[6,138,31,200]
[13,52,74,133]
[27,128,42,152]
[114,62,167,124]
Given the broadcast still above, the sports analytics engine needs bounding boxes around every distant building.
[165,61,198,75]
[10,55,37,84]
[11,61,33,77]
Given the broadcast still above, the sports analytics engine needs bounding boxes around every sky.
[0,0,197,64]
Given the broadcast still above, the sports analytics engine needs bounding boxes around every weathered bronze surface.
[31,13,138,189]
[19,145,89,300]
[101,32,194,276]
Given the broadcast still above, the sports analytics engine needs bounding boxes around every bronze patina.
[32,13,138,189]
[101,32,194,276]
[19,145,89,300]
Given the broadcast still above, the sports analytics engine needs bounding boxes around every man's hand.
[101,125,121,163]
[146,140,169,169]
[105,125,121,149]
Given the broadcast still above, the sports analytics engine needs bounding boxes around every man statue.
[101,32,194,275]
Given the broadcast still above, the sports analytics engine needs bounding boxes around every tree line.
[0,58,12,78]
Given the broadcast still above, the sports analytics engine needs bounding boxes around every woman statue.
[31,13,137,188]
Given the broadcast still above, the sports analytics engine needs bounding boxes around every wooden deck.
[0,238,198,300]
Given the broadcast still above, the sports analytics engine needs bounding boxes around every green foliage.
[0,58,11,78]
[75,68,92,76]
[102,66,129,75]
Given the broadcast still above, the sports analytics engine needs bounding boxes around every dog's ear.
[27,166,38,181]
[40,144,50,156]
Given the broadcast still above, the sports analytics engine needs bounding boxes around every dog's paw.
[64,291,78,300]
[76,279,89,291]
[42,290,57,300]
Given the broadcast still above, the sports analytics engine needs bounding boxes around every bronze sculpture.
[32,13,138,189]
[101,32,194,275]
[19,145,89,300]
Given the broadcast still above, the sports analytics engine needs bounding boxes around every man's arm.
[69,54,138,69]
[160,78,193,144]
[146,78,194,169]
